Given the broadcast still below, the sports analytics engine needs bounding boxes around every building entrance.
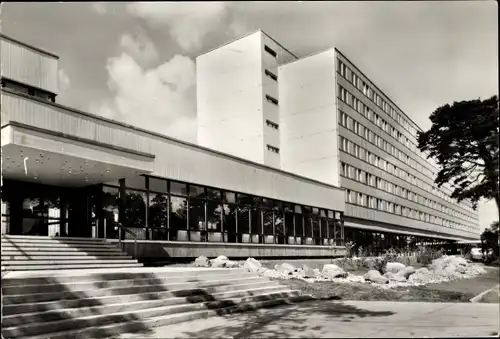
[1,180,99,238]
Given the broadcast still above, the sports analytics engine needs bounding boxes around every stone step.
[2,235,107,242]
[2,263,143,271]
[1,268,246,286]
[2,271,257,295]
[2,285,290,326]
[2,255,134,261]
[1,247,125,254]
[3,276,273,304]
[1,242,121,249]
[2,280,278,316]
[3,291,308,338]
[2,259,139,266]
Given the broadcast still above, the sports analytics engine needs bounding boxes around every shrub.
[345,241,356,258]
[416,246,443,266]
[373,256,389,274]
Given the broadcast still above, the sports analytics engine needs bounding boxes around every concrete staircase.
[1,235,142,271]
[1,267,312,339]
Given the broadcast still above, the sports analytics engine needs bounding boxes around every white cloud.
[126,2,231,51]
[58,69,70,93]
[120,32,159,65]
[92,2,108,14]
[229,20,250,37]
[95,49,197,143]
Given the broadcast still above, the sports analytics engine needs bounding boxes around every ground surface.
[425,266,499,296]
[116,300,500,338]
[277,266,499,303]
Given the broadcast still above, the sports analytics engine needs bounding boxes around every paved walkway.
[118,300,500,338]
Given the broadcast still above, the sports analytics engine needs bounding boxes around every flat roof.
[0,33,60,59]
[2,88,344,192]
[196,29,298,60]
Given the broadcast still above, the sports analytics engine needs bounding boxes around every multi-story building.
[0,30,479,264]
[197,31,296,168]
[0,33,347,261]
[197,30,480,249]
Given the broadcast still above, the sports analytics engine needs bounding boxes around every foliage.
[344,241,356,258]
[416,246,443,266]
[481,221,500,258]
[417,96,499,212]
[373,256,389,274]
[357,246,366,258]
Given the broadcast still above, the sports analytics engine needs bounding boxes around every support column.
[1,200,8,235]
[1,154,6,234]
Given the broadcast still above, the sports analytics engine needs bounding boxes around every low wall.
[107,240,346,262]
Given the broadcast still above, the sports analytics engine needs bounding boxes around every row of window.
[337,61,461,204]
[1,78,56,103]
[267,144,280,154]
[339,87,437,180]
[338,60,419,148]
[338,109,475,216]
[265,69,278,82]
[344,188,475,234]
[339,136,477,226]
[340,161,476,231]
[102,176,345,245]
[266,119,279,130]
[264,45,278,58]
[265,94,279,106]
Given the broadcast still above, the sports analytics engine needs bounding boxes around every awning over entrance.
[344,221,473,242]
[1,123,155,187]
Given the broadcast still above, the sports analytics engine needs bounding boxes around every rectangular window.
[265,94,279,106]
[266,144,280,154]
[264,69,278,81]
[266,119,279,130]
[264,45,277,58]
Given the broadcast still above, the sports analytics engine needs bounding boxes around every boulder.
[257,267,270,275]
[224,260,240,268]
[277,263,296,275]
[416,267,430,275]
[302,265,319,278]
[194,255,210,267]
[210,255,238,268]
[384,272,407,282]
[397,266,416,279]
[210,259,226,268]
[364,270,389,284]
[384,262,406,274]
[322,264,348,279]
[244,258,262,273]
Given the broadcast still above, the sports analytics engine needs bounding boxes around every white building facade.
[197,30,480,247]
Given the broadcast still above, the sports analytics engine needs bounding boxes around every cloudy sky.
[1,1,498,231]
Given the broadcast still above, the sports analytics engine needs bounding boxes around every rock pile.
[193,255,241,268]
[192,255,487,288]
[408,255,486,285]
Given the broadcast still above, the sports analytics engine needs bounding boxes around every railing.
[117,223,138,260]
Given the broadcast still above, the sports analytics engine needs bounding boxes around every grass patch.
[278,279,475,303]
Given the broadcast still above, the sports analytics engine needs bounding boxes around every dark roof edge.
[334,47,422,133]
[260,29,298,59]
[0,33,60,59]
[196,29,298,60]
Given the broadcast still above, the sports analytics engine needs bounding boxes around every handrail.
[117,223,138,260]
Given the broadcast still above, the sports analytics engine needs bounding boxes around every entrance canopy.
[1,123,155,187]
